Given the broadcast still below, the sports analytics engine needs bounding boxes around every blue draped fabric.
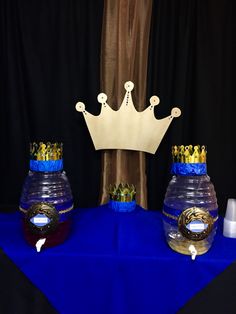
[30,159,63,172]
[0,206,236,314]
[171,162,207,175]
[108,200,136,212]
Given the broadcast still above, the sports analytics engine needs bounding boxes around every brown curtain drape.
[99,0,153,208]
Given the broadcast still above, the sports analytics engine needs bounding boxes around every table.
[0,205,236,314]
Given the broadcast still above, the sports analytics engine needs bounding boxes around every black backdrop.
[0,0,103,211]
[147,0,234,213]
[0,0,234,214]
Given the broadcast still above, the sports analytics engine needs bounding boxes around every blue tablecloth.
[0,205,236,314]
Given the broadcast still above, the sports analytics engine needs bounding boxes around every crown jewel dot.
[126,92,130,105]
[171,107,181,117]
[150,96,160,106]
[97,93,107,104]
[124,81,134,92]
[75,102,85,112]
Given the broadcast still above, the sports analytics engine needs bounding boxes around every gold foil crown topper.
[30,142,63,161]
[172,145,207,163]
[108,183,136,202]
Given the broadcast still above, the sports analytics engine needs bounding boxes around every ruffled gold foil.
[30,142,63,161]
[172,145,206,163]
[108,183,136,202]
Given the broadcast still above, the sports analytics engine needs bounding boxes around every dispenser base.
[168,239,210,255]
[22,220,71,249]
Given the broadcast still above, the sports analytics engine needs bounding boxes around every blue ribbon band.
[108,200,136,212]
[20,200,73,211]
[30,159,63,172]
[19,200,74,222]
[171,163,207,176]
[162,204,218,225]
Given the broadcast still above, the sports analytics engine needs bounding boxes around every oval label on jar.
[26,202,59,235]
[30,213,51,227]
[186,220,208,232]
[178,207,213,241]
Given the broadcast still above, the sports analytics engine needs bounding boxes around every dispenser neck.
[171,162,207,176]
[29,159,63,172]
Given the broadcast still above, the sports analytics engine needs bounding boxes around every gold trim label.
[26,202,59,235]
[178,207,214,241]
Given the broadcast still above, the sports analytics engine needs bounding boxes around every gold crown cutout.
[108,183,136,202]
[75,81,181,154]
[172,145,207,163]
[30,142,63,161]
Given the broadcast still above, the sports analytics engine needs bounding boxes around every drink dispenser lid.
[29,142,63,172]
[171,145,207,176]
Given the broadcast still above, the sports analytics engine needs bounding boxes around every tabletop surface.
[0,205,236,314]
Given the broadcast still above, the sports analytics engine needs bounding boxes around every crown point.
[75,102,85,112]
[172,144,206,163]
[124,81,134,92]
[150,96,160,106]
[171,107,181,117]
[97,93,107,104]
